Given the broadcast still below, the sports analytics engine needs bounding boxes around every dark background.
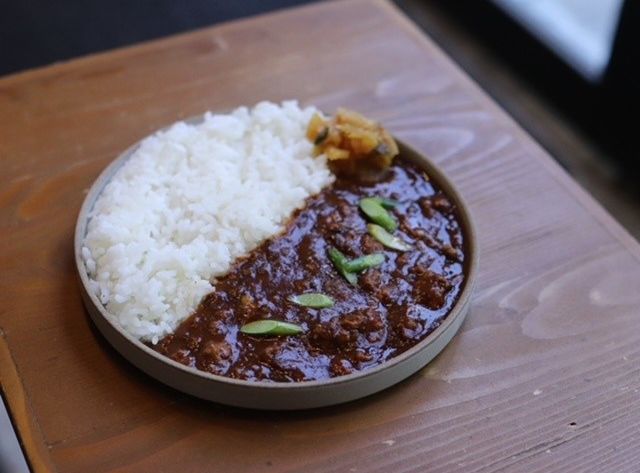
[0,0,315,75]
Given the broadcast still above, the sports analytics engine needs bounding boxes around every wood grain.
[1,0,640,471]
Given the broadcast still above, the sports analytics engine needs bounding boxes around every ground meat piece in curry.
[153,157,466,382]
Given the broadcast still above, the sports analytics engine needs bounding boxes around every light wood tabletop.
[1,1,640,471]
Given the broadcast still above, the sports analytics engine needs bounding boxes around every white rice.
[82,101,334,343]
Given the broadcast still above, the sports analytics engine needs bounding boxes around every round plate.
[75,116,478,410]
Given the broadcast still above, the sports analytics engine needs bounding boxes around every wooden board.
[1,0,639,471]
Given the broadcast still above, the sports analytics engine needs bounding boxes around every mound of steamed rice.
[82,101,334,343]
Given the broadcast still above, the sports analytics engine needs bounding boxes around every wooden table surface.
[2,1,640,471]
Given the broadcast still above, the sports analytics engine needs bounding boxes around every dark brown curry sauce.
[152,157,465,382]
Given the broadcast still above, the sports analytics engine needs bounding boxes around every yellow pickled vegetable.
[306,108,399,178]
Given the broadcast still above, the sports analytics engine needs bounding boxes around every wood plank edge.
[0,331,56,473]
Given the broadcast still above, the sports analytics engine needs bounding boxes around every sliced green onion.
[359,197,397,232]
[371,197,400,209]
[328,247,358,285]
[368,224,413,251]
[240,319,304,336]
[344,253,385,273]
[290,293,334,308]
